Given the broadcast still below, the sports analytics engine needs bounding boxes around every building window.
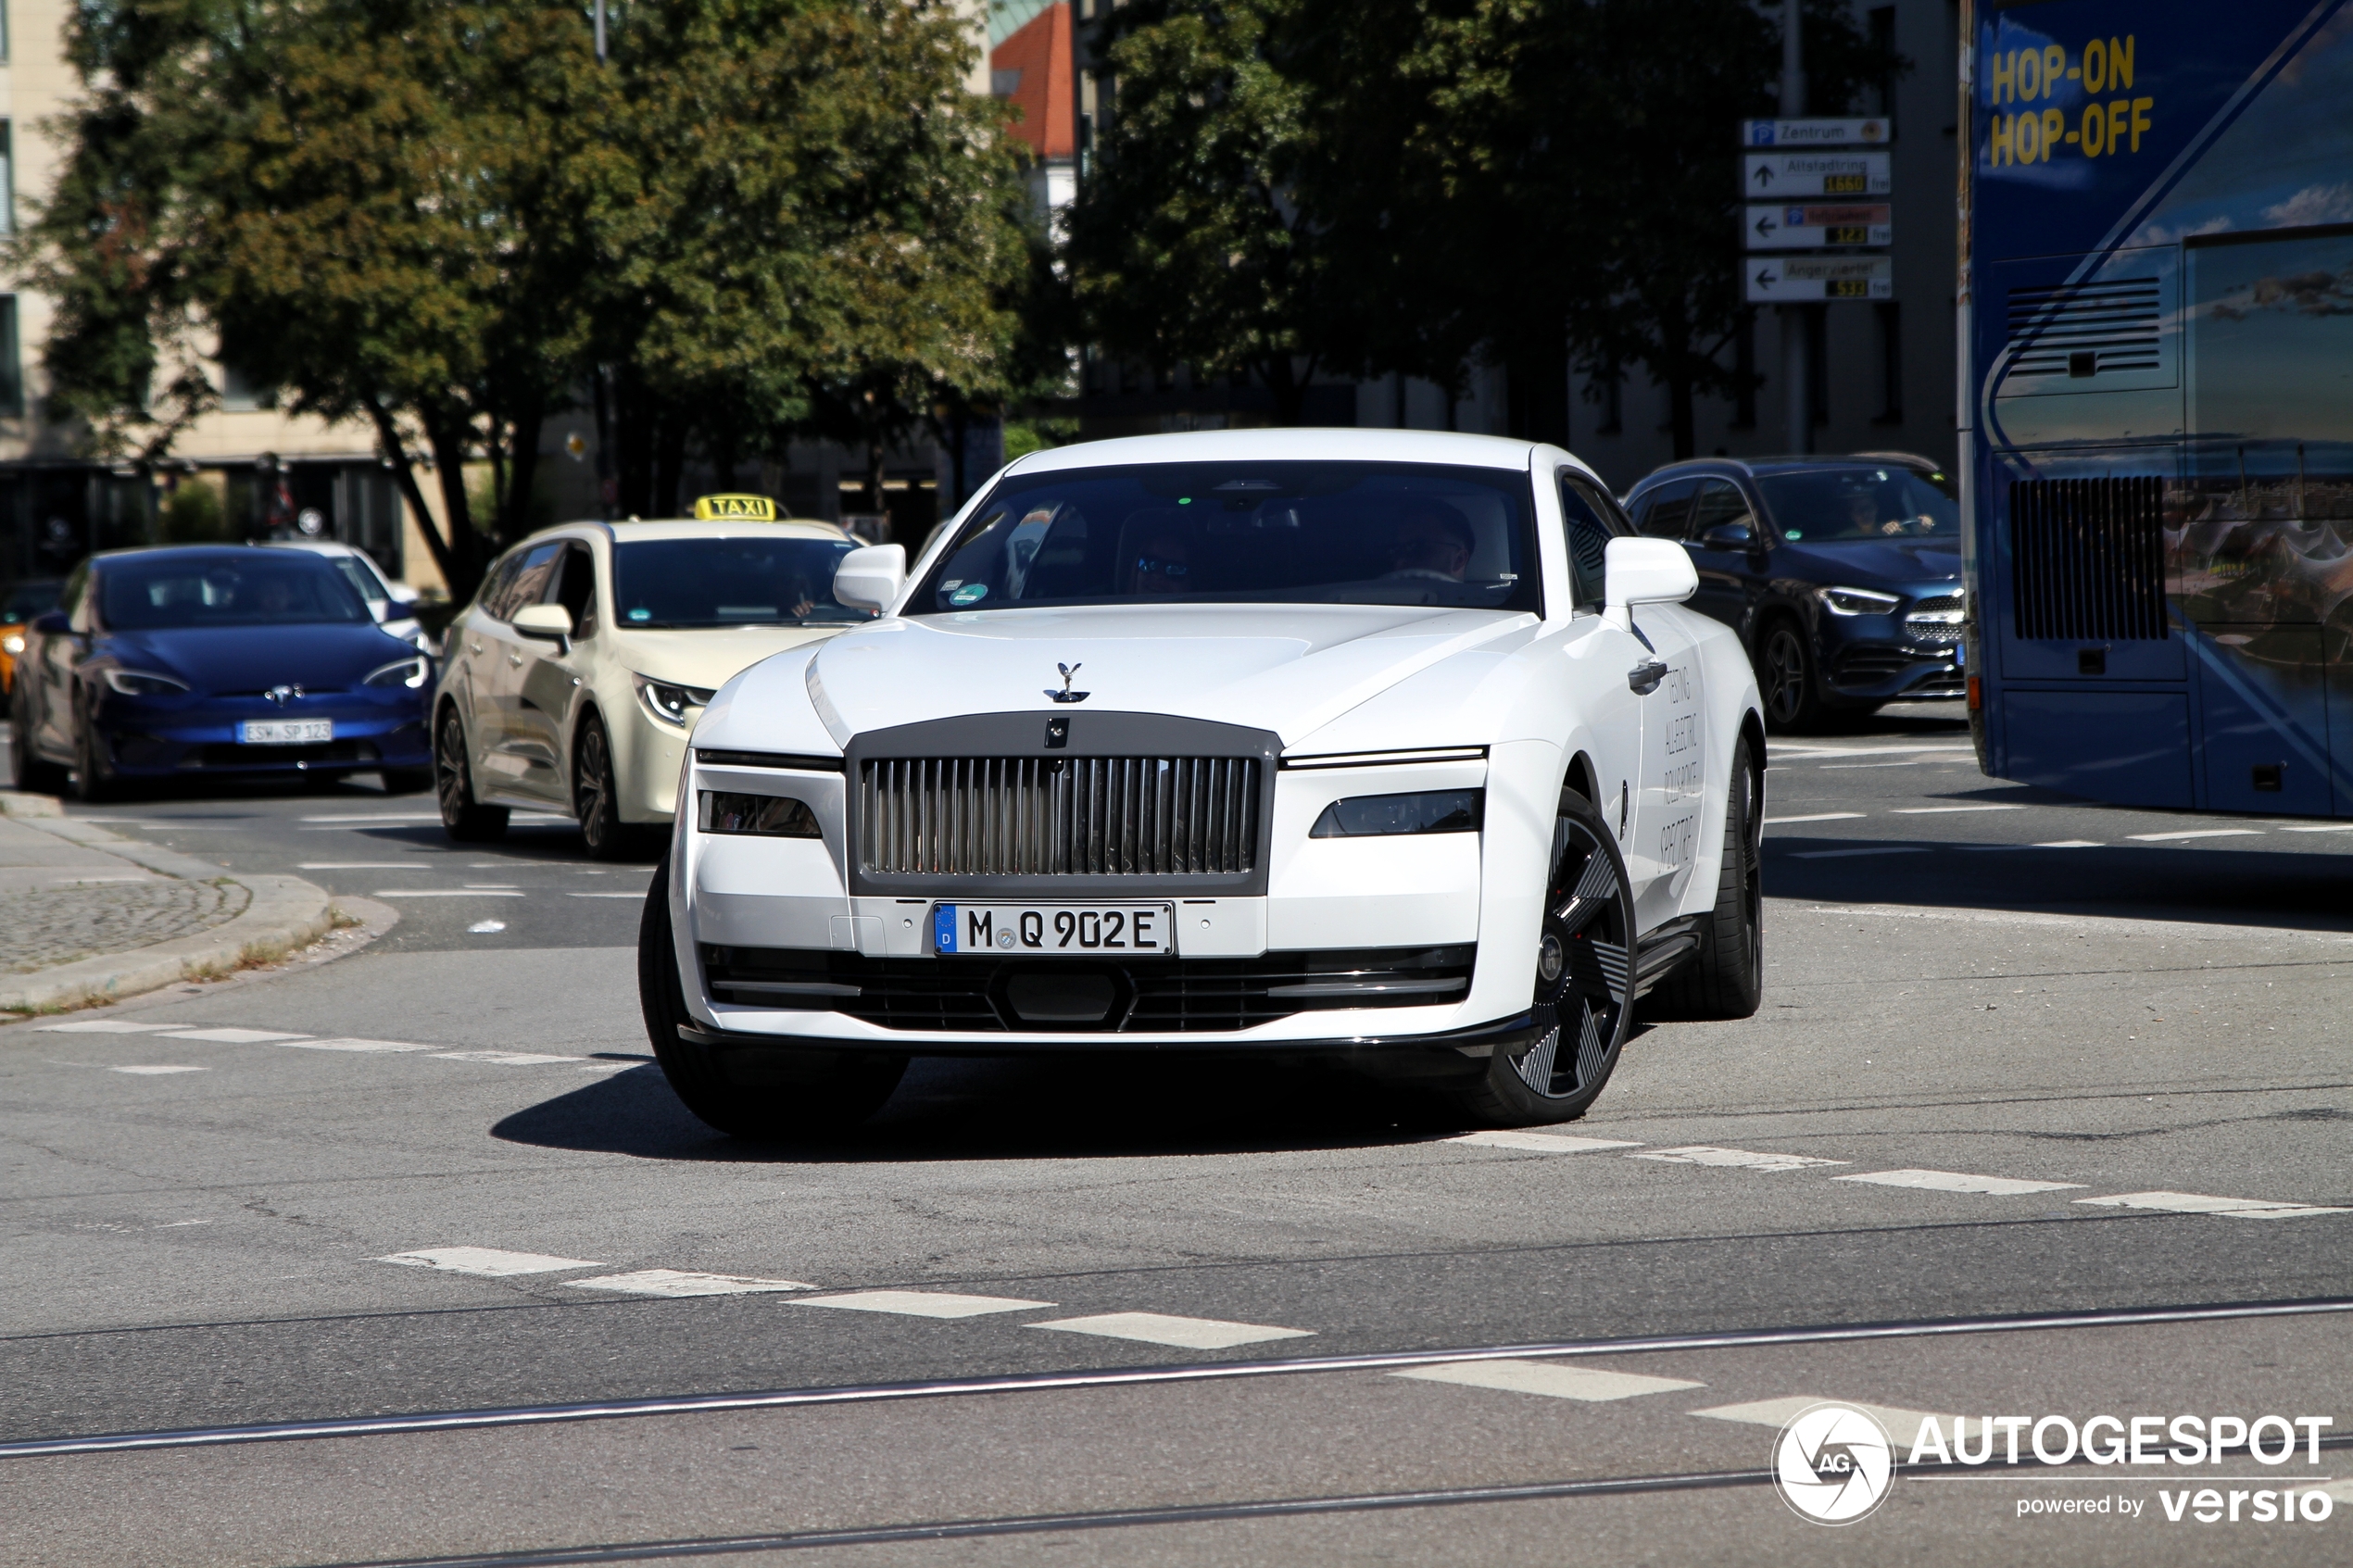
[0,295,22,417]
[0,122,14,235]
[1872,301,1904,424]
[221,359,273,412]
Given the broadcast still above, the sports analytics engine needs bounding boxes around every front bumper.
[94,694,431,777]
[675,1003,1545,1061]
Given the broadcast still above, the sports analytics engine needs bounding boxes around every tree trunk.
[615,368,654,519]
[363,395,464,599]
[1263,355,1309,427]
[1505,327,1572,449]
[501,394,546,543]
[422,408,485,598]
[653,414,687,518]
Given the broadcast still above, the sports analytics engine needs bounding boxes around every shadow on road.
[491,1051,1462,1163]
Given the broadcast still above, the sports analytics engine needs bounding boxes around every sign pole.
[1780,0,1810,454]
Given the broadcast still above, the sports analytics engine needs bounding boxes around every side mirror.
[387,583,422,608]
[1603,536,1698,631]
[512,603,573,646]
[1699,521,1757,551]
[832,544,907,614]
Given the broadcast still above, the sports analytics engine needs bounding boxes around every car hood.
[608,624,849,691]
[766,604,1539,749]
[1774,538,1961,590]
[105,624,418,693]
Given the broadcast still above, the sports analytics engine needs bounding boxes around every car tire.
[9,682,66,794]
[380,767,434,795]
[573,712,644,860]
[434,704,509,843]
[639,858,908,1139]
[1758,620,1823,734]
[71,702,121,804]
[1645,737,1763,1022]
[1447,784,1635,1128]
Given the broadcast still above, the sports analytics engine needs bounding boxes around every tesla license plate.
[239,720,333,745]
[932,903,1176,957]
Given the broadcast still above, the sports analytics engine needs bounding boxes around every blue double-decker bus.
[1963,0,2353,816]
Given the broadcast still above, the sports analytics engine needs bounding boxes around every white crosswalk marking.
[374,889,528,898]
[2125,829,2261,842]
[1692,1396,1980,1451]
[111,1065,206,1075]
[1449,1131,1644,1154]
[157,1028,310,1043]
[1836,1169,2083,1196]
[1629,1146,1848,1173]
[1789,847,1932,859]
[568,1270,813,1298]
[794,1290,1054,1319]
[1764,812,1865,824]
[1029,1312,1314,1349]
[1889,804,2023,815]
[432,1050,587,1065]
[2073,1190,2351,1221]
[282,1038,438,1053]
[40,1020,182,1033]
[375,1247,602,1276]
[1394,1360,1703,1401]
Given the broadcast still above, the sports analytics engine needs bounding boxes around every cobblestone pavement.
[2,877,248,974]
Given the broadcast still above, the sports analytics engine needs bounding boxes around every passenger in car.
[1388,500,1475,583]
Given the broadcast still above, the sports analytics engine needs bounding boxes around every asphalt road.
[3,701,2349,1566]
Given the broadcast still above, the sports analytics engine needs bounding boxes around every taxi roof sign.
[692,494,777,521]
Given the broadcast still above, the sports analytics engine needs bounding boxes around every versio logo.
[1774,1403,1895,1524]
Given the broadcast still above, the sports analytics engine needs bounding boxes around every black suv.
[1621,454,1964,731]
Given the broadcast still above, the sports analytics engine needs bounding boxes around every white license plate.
[239,720,333,745]
[931,903,1176,957]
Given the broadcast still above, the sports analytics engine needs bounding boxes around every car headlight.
[635,674,716,726]
[1310,789,1483,838]
[698,789,822,837]
[363,657,431,688]
[1816,585,1902,617]
[103,669,189,696]
[1,633,23,656]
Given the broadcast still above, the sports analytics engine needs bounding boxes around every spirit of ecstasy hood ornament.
[1044,662,1090,704]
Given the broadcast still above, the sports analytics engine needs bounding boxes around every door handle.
[1628,659,1667,696]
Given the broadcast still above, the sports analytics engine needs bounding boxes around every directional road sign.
[1740,118,1890,148]
[1743,203,1893,251]
[1743,151,1891,198]
[1745,256,1894,303]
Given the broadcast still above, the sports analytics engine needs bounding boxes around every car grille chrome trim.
[859,757,1261,878]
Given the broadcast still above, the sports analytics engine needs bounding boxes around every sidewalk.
[0,794,338,1013]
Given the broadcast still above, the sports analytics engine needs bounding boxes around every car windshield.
[102,556,371,629]
[613,536,868,628]
[1755,467,1960,543]
[911,462,1541,614]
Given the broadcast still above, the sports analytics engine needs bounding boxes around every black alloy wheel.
[70,697,120,804]
[1646,737,1764,1021]
[1759,621,1821,733]
[434,704,510,843]
[639,857,907,1139]
[573,712,637,859]
[1449,785,1635,1127]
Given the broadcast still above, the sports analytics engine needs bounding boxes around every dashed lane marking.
[569,892,646,898]
[1787,847,1932,859]
[281,1038,438,1054]
[1449,1131,1645,1154]
[2073,1191,2353,1221]
[2034,840,2102,848]
[1030,1312,1315,1349]
[432,1050,589,1066]
[1763,812,1865,824]
[2126,829,2264,842]
[1692,1396,1980,1450]
[300,813,448,823]
[111,1065,206,1075]
[1629,1147,1848,1173]
[375,1247,604,1276]
[374,888,529,898]
[795,1290,1056,1319]
[1889,804,2024,815]
[40,1021,182,1034]
[1393,1360,1704,1402]
[1768,745,1975,759]
[569,1270,814,1298]
[296,862,435,871]
[1835,1169,2085,1197]
[2278,823,2353,834]
[157,1028,309,1043]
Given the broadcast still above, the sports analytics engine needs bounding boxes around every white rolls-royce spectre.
[639,430,1766,1135]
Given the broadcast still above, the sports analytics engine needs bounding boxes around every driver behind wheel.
[1387,500,1475,583]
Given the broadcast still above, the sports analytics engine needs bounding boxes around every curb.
[0,801,339,1014]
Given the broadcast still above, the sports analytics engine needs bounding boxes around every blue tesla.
[1622,455,1965,732]
[8,546,434,801]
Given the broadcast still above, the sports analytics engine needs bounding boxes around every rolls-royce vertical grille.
[2009,476,2168,641]
[859,757,1262,876]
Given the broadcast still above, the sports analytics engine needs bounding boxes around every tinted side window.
[1636,479,1699,540]
[1555,473,1621,609]
[491,543,563,621]
[551,542,598,634]
[1688,480,1755,541]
